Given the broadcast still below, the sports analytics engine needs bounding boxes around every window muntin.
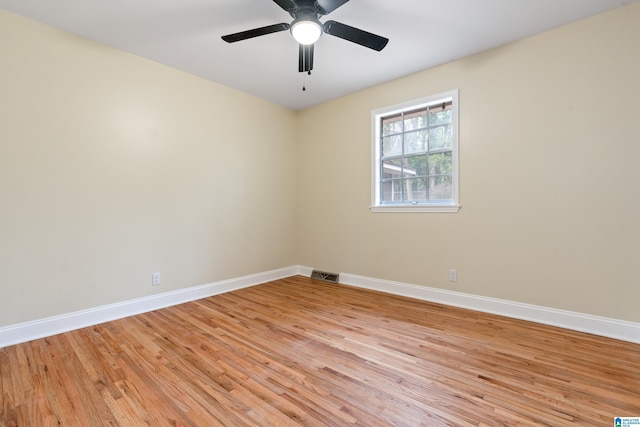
[372,90,459,212]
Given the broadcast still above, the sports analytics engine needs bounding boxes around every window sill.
[370,204,461,213]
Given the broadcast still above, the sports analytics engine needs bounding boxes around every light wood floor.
[1,276,639,426]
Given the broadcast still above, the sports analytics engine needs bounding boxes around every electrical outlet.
[448,269,457,282]
[152,272,161,286]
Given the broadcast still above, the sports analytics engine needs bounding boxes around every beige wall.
[0,9,297,327]
[295,3,640,323]
[2,3,639,329]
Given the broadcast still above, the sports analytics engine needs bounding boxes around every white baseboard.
[338,272,640,344]
[3,266,638,347]
[0,266,303,348]
[296,265,315,277]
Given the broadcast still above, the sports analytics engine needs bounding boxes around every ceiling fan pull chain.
[302,69,313,91]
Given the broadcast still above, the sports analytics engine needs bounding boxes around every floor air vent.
[310,270,340,283]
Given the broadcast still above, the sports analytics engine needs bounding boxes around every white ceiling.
[0,0,636,110]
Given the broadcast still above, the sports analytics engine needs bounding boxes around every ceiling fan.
[221,0,389,73]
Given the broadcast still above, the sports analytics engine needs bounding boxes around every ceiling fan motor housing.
[288,2,320,19]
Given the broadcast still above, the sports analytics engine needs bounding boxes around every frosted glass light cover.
[291,20,322,45]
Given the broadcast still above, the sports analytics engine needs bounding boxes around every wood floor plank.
[1,275,639,426]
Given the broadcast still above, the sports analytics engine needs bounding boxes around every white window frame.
[371,89,460,213]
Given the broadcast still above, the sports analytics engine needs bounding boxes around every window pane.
[382,134,402,156]
[429,175,452,200]
[429,124,452,151]
[382,113,402,135]
[428,152,452,176]
[404,177,427,202]
[381,179,403,202]
[428,108,452,126]
[403,155,427,177]
[382,158,403,179]
[404,130,427,154]
[404,109,427,131]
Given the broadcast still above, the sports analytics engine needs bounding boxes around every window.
[371,90,459,212]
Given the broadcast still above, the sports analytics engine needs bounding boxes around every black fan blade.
[221,23,290,43]
[316,0,349,15]
[323,20,388,51]
[272,0,297,12]
[298,43,314,72]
